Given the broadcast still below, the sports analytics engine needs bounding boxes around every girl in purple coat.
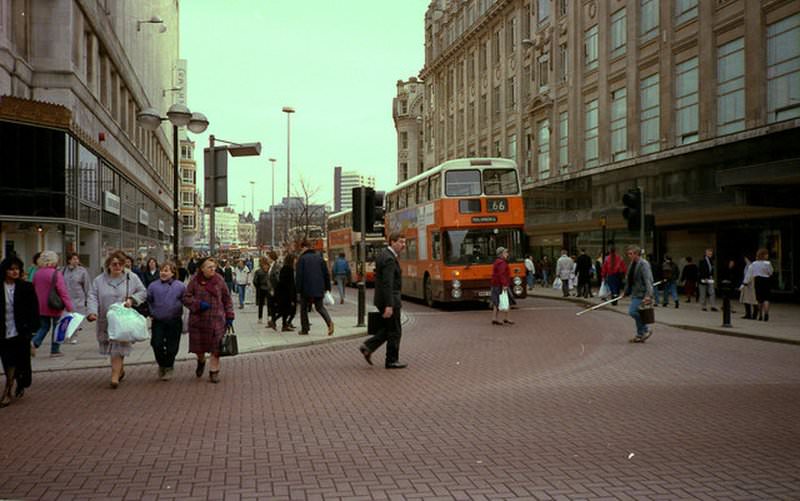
[183,257,234,383]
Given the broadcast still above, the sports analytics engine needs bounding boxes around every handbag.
[47,270,65,310]
[219,324,238,357]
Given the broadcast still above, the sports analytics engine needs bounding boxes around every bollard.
[720,279,733,328]
[356,281,366,327]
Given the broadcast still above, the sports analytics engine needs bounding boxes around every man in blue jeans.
[621,245,654,343]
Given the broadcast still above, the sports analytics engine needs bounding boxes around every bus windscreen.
[443,228,523,265]
[483,169,519,195]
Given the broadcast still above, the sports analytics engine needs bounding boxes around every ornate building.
[393,77,425,183]
[410,0,800,295]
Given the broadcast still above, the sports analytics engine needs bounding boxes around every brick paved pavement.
[1,295,799,500]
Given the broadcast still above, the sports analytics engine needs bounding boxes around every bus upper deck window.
[445,169,481,196]
[483,169,519,195]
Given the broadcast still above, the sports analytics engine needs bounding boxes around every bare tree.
[286,176,329,244]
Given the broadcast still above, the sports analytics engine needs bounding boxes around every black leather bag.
[367,312,384,335]
[219,324,238,357]
[47,270,65,310]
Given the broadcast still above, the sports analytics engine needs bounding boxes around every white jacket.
[234,266,250,285]
[556,255,574,280]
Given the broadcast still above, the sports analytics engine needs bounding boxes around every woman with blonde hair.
[31,250,74,357]
[183,257,234,383]
[87,250,147,388]
[744,248,774,322]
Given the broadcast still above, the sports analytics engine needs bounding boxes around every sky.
[179,0,430,216]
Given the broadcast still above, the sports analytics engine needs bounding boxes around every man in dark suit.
[359,231,406,369]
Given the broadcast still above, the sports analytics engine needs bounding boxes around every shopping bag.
[55,312,85,344]
[107,303,150,343]
[552,277,562,290]
[498,290,510,311]
[219,324,238,357]
[598,280,610,299]
[323,290,335,306]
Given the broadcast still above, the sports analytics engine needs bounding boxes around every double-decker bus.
[288,225,325,252]
[385,158,527,306]
[326,209,385,285]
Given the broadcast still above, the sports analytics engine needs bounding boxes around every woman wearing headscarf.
[86,250,147,388]
[0,256,39,406]
[490,247,513,326]
[31,250,74,357]
[183,257,234,383]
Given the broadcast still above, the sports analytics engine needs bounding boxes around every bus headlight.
[452,279,461,289]
[451,288,463,299]
[513,276,522,286]
[513,285,524,296]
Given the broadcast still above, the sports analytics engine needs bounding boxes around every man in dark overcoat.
[295,240,333,335]
[359,231,407,369]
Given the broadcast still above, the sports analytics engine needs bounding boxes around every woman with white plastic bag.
[490,247,514,326]
[87,251,147,389]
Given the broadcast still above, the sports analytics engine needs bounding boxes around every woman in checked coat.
[183,257,234,383]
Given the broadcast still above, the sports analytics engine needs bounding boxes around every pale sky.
[179,0,430,216]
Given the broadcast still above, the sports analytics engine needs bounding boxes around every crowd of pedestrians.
[0,240,354,406]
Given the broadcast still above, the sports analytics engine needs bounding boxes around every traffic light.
[372,190,385,235]
[622,188,642,232]
[352,187,375,233]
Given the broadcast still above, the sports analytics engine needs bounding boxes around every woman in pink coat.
[183,257,234,383]
[31,251,74,357]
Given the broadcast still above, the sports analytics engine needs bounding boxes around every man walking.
[660,256,679,308]
[359,232,406,369]
[524,255,535,291]
[575,249,593,298]
[621,245,654,343]
[295,241,334,336]
[698,248,718,311]
[555,250,573,297]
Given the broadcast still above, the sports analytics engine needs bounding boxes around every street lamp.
[137,104,209,260]
[282,106,295,199]
[268,157,276,248]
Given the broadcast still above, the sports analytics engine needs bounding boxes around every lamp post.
[268,157,276,249]
[136,104,208,261]
[282,106,295,199]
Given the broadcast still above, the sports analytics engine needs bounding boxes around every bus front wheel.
[424,276,434,308]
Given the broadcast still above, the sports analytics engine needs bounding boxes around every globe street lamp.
[137,104,209,260]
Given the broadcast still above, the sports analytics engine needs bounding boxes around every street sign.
[203,146,228,207]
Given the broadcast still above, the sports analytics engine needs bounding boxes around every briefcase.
[639,305,655,325]
[367,312,384,335]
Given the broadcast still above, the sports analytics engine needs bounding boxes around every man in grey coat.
[621,245,654,343]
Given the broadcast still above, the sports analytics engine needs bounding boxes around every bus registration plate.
[477,290,491,297]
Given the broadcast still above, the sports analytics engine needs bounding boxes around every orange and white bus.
[385,158,527,306]
[289,225,325,253]
[326,210,385,285]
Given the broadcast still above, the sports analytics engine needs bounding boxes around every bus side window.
[432,232,441,260]
[406,238,417,260]
[418,179,428,203]
[409,183,417,206]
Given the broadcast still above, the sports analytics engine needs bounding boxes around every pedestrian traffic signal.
[622,188,642,232]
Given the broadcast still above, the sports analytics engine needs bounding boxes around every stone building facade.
[0,0,182,275]
[393,77,425,184]
[410,0,800,295]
